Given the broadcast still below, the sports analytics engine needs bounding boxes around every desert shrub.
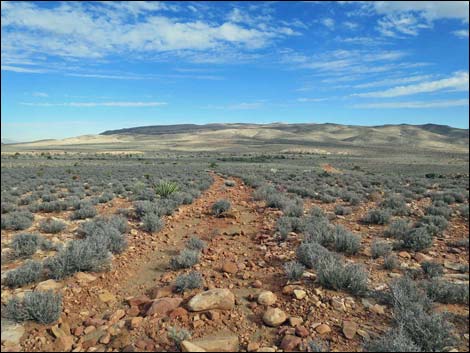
[308,206,327,220]
[224,180,236,187]
[365,327,420,352]
[167,326,191,347]
[396,227,433,251]
[331,226,361,255]
[384,219,412,239]
[276,216,304,240]
[307,339,330,352]
[10,233,43,258]
[362,209,391,225]
[371,240,392,259]
[155,181,179,198]
[265,193,288,209]
[39,201,65,213]
[383,254,399,270]
[211,199,231,217]
[282,198,304,217]
[386,277,455,352]
[1,211,34,230]
[39,218,66,234]
[380,195,409,215]
[421,261,443,278]
[170,249,200,269]
[296,241,335,269]
[283,261,305,281]
[3,260,43,288]
[458,204,469,219]
[316,256,368,296]
[319,194,336,203]
[134,200,160,218]
[98,191,114,203]
[71,203,97,220]
[448,238,469,249]
[303,218,331,245]
[1,202,16,214]
[334,205,352,215]
[174,271,203,293]
[423,279,469,304]
[4,291,62,324]
[142,213,164,232]
[426,204,452,219]
[80,218,128,254]
[44,238,111,280]
[186,236,206,251]
[253,184,276,201]
[416,215,448,236]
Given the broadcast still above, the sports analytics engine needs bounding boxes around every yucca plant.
[154,180,179,198]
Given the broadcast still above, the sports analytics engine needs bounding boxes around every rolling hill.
[2,123,468,154]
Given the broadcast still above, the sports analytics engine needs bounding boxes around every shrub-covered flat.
[1,152,468,352]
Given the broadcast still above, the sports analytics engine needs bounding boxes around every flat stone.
[51,325,66,339]
[289,317,303,327]
[315,324,331,335]
[280,335,301,351]
[222,261,238,274]
[262,308,287,327]
[257,291,277,306]
[75,272,97,283]
[181,341,206,352]
[187,289,235,312]
[444,261,463,271]
[343,321,358,340]
[1,321,25,346]
[129,317,143,329]
[146,297,182,317]
[398,251,411,259]
[293,290,307,300]
[56,335,73,351]
[98,290,116,303]
[191,334,239,352]
[370,304,386,315]
[110,309,125,323]
[35,279,64,292]
[127,295,151,307]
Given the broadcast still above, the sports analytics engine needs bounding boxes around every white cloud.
[1,65,47,73]
[20,101,167,107]
[321,18,335,29]
[372,2,469,22]
[1,2,297,64]
[453,29,469,38]
[377,13,431,37]
[354,71,469,98]
[353,99,469,109]
[297,97,328,102]
[32,92,49,97]
[354,74,434,89]
[343,21,358,30]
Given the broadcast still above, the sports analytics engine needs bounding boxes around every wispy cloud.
[1,65,47,73]
[297,97,329,102]
[32,92,49,97]
[453,29,469,38]
[353,71,469,98]
[352,99,469,109]
[20,101,167,107]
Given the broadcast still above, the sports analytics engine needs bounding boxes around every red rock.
[169,307,189,321]
[222,261,238,274]
[109,309,125,324]
[295,326,309,337]
[280,335,301,351]
[127,306,140,317]
[145,297,182,317]
[56,336,73,351]
[129,317,143,329]
[127,295,151,307]
[149,286,174,299]
[74,326,84,336]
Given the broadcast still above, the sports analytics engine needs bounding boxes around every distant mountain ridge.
[3,123,468,153]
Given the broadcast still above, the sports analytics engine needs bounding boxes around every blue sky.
[1,1,469,141]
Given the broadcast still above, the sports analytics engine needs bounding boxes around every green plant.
[211,199,231,217]
[155,181,179,198]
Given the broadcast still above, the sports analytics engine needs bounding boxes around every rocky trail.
[3,173,469,352]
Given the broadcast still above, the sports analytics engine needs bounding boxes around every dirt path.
[20,173,285,352]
